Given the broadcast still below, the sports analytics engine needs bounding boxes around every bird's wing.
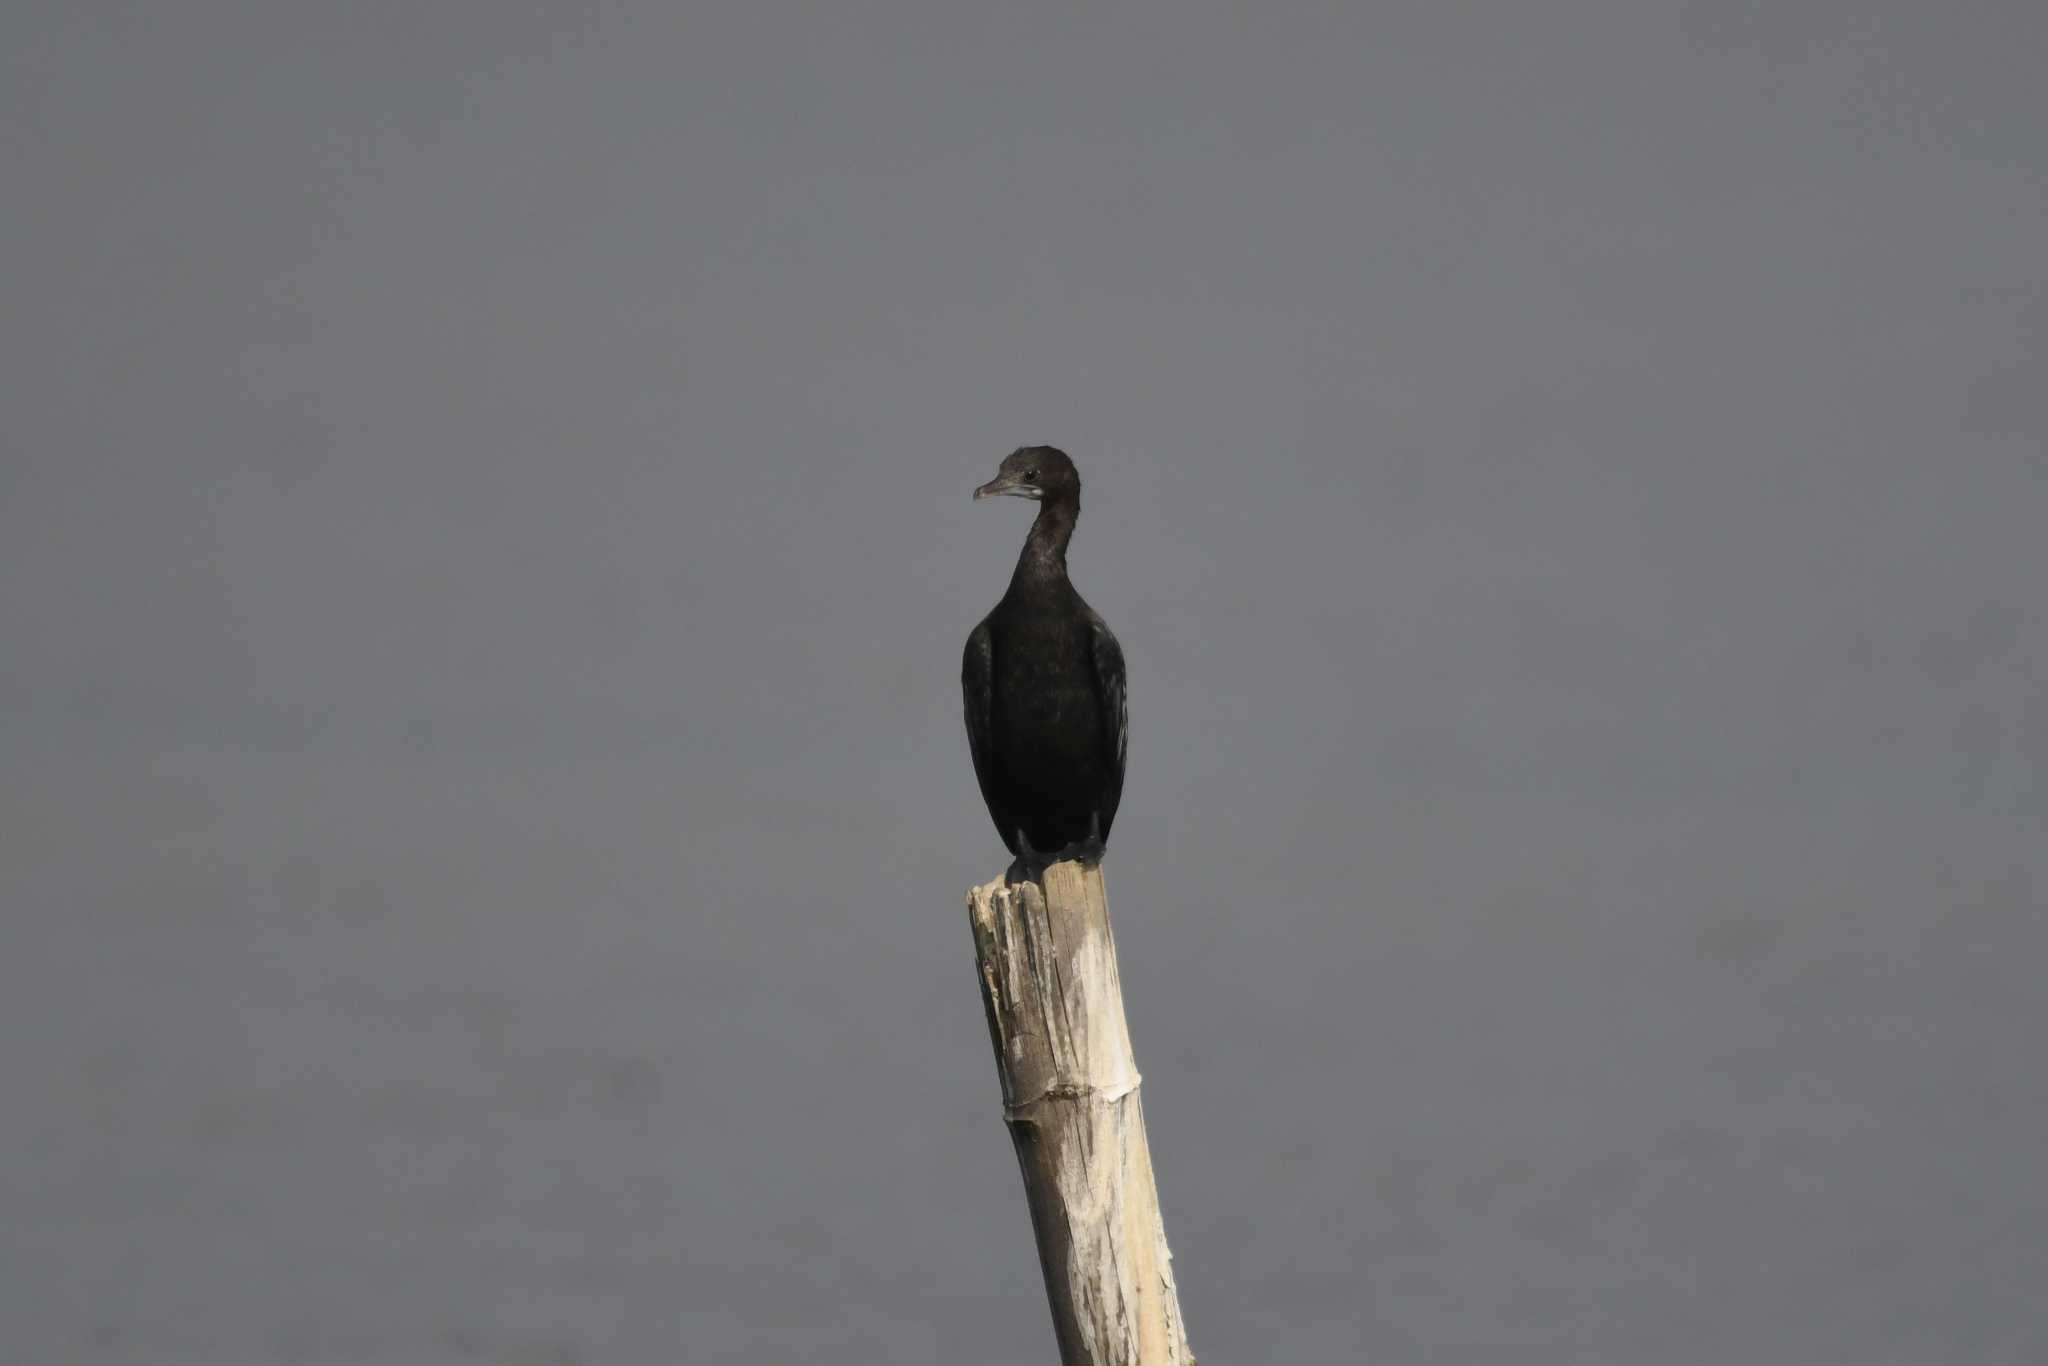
[962,618,1008,840]
[1087,613,1128,833]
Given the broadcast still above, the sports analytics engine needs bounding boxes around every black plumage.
[963,446,1127,865]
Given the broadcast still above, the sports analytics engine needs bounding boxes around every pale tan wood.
[967,859,1194,1366]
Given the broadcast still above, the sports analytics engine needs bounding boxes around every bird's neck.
[1010,496,1079,590]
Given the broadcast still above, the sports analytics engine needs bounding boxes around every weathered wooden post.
[967,857,1193,1366]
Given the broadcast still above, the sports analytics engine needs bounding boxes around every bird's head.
[975,446,1079,504]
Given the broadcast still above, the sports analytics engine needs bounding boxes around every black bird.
[963,446,1127,871]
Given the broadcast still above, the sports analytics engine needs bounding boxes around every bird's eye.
[1022,470,1039,484]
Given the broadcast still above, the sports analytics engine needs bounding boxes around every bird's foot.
[1059,835,1107,870]
[1004,832,1105,886]
[1005,830,1048,886]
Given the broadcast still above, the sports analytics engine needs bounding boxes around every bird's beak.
[974,473,1038,501]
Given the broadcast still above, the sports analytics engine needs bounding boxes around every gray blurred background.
[4,4,2044,1363]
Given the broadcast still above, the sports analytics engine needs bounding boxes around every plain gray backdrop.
[5,3,2044,1363]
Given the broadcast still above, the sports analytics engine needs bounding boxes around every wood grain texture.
[967,860,1193,1366]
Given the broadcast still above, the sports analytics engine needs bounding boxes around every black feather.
[962,447,1127,859]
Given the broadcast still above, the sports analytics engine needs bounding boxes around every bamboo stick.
[967,858,1193,1366]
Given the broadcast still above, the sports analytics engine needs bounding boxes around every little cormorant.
[962,446,1127,870]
